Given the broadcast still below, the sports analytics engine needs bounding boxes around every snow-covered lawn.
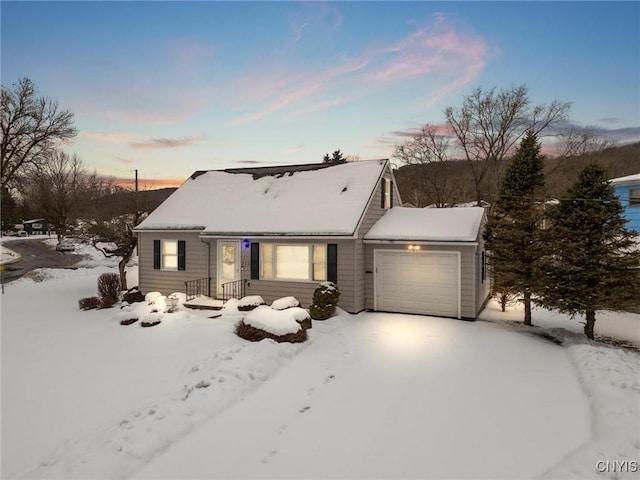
[1,255,638,479]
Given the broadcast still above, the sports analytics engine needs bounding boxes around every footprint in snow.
[299,406,310,413]
[324,375,335,384]
[277,424,288,435]
[307,387,315,396]
[262,450,278,463]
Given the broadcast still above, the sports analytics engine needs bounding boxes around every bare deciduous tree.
[21,151,93,240]
[444,85,570,206]
[555,128,615,159]
[1,78,77,190]
[394,125,458,207]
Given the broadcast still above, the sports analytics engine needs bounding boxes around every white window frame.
[161,239,179,271]
[260,243,327,282]
[383,178,392,209]
[630,187,640,207]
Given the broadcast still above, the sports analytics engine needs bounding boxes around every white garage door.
[375,251,460,318]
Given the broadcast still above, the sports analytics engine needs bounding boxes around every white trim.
[216,240,241,296]
[364,239,478,246]
[353,160,391,239]
[134,228,204,233]
[258,243,327,282]
[161,239,179,271]
[201,234,353,240]
[373,248,461,319]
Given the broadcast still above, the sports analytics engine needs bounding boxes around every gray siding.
[364,243,479,319]
[240,238,359,313]
[137,231,210,295]
[352,169,402,312]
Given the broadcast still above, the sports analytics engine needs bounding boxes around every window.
[259,244,327,281]
[630,188,640,207]
[154,239,185,271]
[382,178,393,209]
[162,240,178,270]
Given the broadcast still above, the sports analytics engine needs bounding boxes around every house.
[22,219,49,235]
[610,173,640,232]
[134,160,490,319]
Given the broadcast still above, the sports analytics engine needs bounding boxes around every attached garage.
[375,250,460,318]
[364,207,490,319]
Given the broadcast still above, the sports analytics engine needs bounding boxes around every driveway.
[135,313,591,479]
[1,238,83,282]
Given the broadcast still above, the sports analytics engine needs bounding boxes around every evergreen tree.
[537,163,640,339]
[322,150,347,165]
[484,130,545,325]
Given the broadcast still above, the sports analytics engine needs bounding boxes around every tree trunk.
[523,291,532,326]
[584,310,596,340]
[118,257,128,291]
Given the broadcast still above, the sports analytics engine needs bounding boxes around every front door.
[217,240,241,297]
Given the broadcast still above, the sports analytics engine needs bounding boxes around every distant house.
[610,173,640,232]
[134,160,490,319]
[22,219,49,235]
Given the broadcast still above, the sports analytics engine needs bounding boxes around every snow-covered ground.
[1,247,638,479]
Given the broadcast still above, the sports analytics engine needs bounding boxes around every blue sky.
[2,1,639,188]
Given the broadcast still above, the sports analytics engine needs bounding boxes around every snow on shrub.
[122,287,145,304]
[78,296,100,310]
[141,312,163,328]
[271,296,301,310]
[236,305,308,343]
[244,306,301,335]
[120,317,139,326]
[145,292,163,304]
[288,306,312,330]
[309,281,340,320]
[237,295,265,312]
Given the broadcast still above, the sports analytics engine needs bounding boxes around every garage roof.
[364,207,485,242]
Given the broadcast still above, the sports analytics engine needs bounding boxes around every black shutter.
[153,240,160,269]
[251,242,260,279]
[178,240,186,271]
[390,180,394,208]
[327,243,338,284]
[381,178,386,208]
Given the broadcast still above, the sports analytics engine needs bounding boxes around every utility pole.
[135,169,138,193]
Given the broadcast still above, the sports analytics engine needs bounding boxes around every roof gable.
[136,160,389,236]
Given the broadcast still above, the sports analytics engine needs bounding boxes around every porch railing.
[185,277,210,301]
[222,279,247,302]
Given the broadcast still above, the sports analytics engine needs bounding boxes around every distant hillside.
[78,187,177,220]
[394,142,640,206]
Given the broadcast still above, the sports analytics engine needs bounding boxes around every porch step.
[184,297,224,311]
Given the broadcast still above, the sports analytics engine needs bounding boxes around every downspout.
[200,237,211,297]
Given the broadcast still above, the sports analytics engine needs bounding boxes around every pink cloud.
[130,136,203,150]
[230,15,488,125]
[285,144,305,154]
[81,131,139,143]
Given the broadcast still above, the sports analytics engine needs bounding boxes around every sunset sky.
[2,1,639,189]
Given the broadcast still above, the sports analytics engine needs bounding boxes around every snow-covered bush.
[271,296,301,310]
[309,281,340,320]
[79,296,100,310]
[141,312,162,328]
[120,316,138,326]
[236,305,307,343]
[122,287,145,305]
[97,273,120,308]
[237,295,266,312]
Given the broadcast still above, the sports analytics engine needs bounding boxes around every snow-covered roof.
[136,160,388,235]
[364,207,485,242]
[610,173,640,185]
